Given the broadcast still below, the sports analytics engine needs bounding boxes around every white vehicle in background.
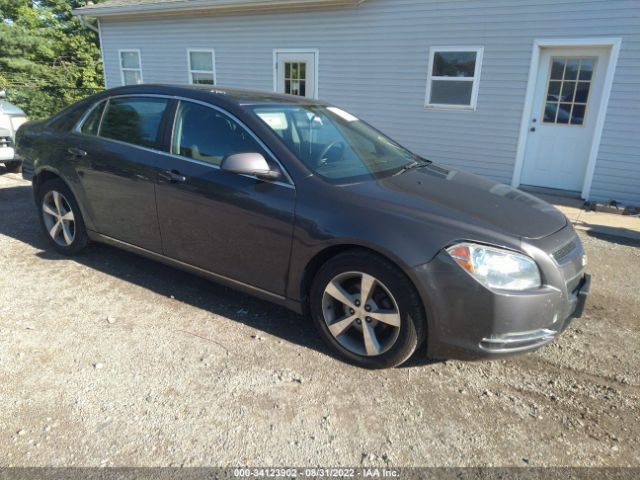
[0,90,28,173]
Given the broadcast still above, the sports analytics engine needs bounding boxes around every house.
[73,0,640,205]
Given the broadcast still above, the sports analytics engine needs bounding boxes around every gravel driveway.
[1,170,639,468]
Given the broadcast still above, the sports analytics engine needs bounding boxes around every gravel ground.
[1,170,639,467]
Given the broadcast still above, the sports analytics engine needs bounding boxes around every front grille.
[553,239,578,264]
[0,136,13,148]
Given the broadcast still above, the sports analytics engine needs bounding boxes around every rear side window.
[81,101,106,136]
[171,101,265,167]
[100,97,169,149]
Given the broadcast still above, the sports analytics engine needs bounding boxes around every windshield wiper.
[393,159,432,176]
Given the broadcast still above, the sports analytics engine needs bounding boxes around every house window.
[188,50,216,85]
[425,47,484,110]
[119,50,143,85]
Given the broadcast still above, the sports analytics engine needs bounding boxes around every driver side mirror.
[0,90,6,100]
[220,152,281,181]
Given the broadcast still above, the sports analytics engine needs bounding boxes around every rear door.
[74,96,171,252]
[154,100,296,295]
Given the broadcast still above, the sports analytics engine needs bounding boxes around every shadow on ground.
[0,182,438,367]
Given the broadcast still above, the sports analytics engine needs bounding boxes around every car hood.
[342,164,567,240]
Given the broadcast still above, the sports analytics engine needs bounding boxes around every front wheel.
[37,178,89,255]
[309,250,426,369]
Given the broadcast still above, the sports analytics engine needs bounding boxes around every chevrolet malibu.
[16,85,590,369]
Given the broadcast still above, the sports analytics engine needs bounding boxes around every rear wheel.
[37,178,88,255]
[3,160,21,173]
[310,250,426,369]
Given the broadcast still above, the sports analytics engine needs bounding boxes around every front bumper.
[412,228,589,359]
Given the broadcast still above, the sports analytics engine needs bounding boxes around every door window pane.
[561,81,576,102]
[571,105,586,126]
[564,59,579,80]
[171,102,266,167]
[557,104,571,124]
[579,60,594,80]
[543,57,595,126]
[429,80,473,105]
[550,60,565,80]
[575,82,590,103]
[81,101,106,136]
[432,51,476,77]
[547,81,561,101]
[100,97,169,149]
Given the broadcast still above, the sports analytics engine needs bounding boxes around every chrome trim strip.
[95,233,287,301]
[481,329,556,345]
[70,93,295,189]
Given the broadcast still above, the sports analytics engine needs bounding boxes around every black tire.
[3,160,21,173]
[309,250,427,369]
[36,178,89,255]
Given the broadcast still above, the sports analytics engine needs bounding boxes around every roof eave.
[73,0,367,18]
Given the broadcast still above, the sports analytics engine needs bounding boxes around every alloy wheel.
[42,190,76,247]
[321,271,402,356]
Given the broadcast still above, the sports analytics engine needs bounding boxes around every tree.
[0,0,104,119]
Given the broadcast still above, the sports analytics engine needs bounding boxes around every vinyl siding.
[99,0,640,205]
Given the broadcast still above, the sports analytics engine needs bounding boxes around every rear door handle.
[159,170,187,183]
[67,147,87,158]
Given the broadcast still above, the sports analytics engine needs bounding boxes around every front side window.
[100,97,169,149]
[188,50,216,85]
[249,104,420,182]
[120,50,143,85]
[172,101,265,167]
[425,47,483,109]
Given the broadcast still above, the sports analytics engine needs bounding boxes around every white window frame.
[424,46,484,111]
[119,49,143,86]
[187,49,217,85]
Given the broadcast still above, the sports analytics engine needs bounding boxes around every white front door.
[275,51,317,99]
[521,47,609,191]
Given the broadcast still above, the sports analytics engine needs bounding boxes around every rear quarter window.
[47,103,89,132]
[80,101,106,136]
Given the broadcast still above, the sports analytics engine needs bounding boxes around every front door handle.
[159,170,186,183]
[67,147,87,158]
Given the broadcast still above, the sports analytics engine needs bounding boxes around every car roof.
[102,84,327,107]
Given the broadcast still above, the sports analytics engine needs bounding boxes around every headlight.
[446,242,541,290]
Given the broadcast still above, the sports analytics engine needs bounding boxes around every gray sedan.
[16,85,589,368]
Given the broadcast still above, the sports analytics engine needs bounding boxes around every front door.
[521,47,608,192]
[154,100,296,296]
[275,51,317,99]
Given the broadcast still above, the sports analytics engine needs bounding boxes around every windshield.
[248,104,423,182]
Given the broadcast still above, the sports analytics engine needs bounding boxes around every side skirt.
[88,230,303,314]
